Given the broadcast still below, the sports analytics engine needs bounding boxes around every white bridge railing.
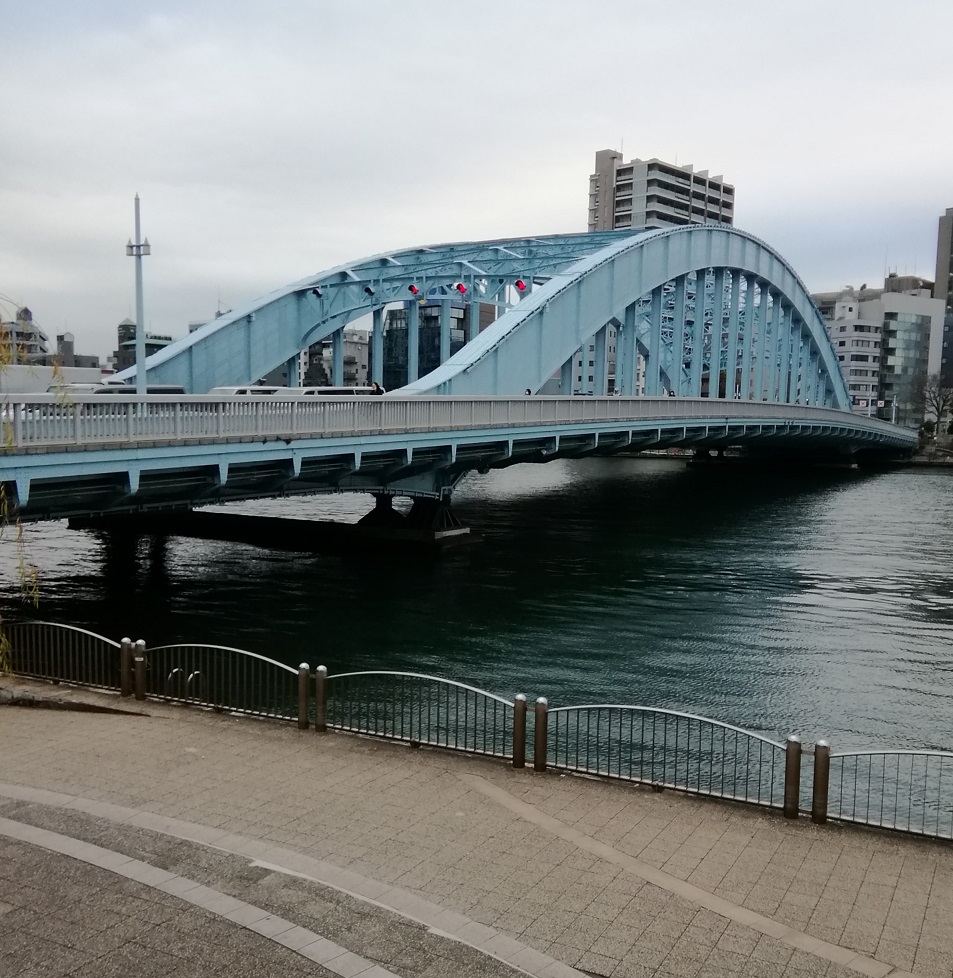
[0,395,915,452]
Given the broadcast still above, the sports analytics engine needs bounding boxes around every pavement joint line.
[0,782,586,978]
[455,772,914,978]
[0,813,400,978]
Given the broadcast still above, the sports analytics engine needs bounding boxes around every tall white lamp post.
[125,194,151,394]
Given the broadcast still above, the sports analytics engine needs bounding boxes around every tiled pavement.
[1,685,951,978]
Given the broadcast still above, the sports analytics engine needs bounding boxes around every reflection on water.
[3,458,953,752]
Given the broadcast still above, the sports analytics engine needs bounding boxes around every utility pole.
[125,195,151,394]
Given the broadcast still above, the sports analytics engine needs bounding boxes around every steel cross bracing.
[114,232,630,393]
[402,226,851,410]
[113,225,849,414]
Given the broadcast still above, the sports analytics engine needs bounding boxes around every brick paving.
[1,685,951,977]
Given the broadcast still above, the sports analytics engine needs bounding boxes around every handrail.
[9,620,121,648]
[547,703,787,750]
[830,749,953,759]
[147,643,299,676]
[327,670,515,707]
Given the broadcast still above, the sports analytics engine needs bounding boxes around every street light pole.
[125,195,151,394]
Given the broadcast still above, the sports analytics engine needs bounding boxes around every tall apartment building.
[570,150,734,394]
[813,276,944,426]
[587,149,734,232]
[933,207,953,387]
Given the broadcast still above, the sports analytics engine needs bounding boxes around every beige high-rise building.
[587,149,734,232]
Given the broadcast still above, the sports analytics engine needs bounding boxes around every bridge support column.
[331,329,344,387]
[671,275,688,395]
[593,324,608,395]
[619,301,638,396]
[439,296,452,364]
[560,356,574,395]
[725,270,742,399]
[645,286,663,396]
[469,299,480,343]
[740,275,756,399]
[690,270,706,397]
[768,293,783,401]
[709,268,726,398]
[371,308,384,385]
[754,282,769,400]
[285,354,299,387]
[408,298,420,383]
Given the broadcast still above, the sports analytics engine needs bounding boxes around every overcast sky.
[3,0,951,359]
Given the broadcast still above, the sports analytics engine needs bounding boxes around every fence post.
[783,735,801,819]
[120,637,133,698]
[133,640,147,701]
[533,697,548,772]
[297,663,310,730]
[314,665,327,733]
[512,694,526,769]
[812,740,830,825]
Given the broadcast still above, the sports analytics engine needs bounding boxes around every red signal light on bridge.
[408,284,420,295]
[453,282,467,294]
[515,279,526,292]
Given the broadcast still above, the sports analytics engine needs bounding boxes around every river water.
[3,458,953,752]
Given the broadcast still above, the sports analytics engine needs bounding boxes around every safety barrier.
[4,620,950,840]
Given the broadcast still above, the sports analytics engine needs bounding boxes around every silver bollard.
[133,640,147,701]
[297,663,310,730]
[120,637,133,698]
[512,694,527,769]
[534,697,548,772]
[314,665,328,733]
[783,735,802,819]
[812,740,830,825]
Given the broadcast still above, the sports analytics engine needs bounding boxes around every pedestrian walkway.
[1,682,952,977]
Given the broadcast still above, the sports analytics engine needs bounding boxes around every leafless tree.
[922,373,953,438]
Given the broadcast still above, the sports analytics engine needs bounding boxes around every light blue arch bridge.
[3,226,916,530]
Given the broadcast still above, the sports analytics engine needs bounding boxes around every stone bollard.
[534,697,548,772]
[783,735,802,819]
[512,694,527,769]
[297,663,310,730]
[314,665,328,733]
[120,638,133,698]
[812,740,830,825]
[133,640,147,701]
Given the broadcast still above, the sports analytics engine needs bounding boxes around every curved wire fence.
[145,644,300,721]
[827,750,953,839]
[325,671,515,759]
[5,619,953,840]
[4,620,120,689]
[546,705,787,808]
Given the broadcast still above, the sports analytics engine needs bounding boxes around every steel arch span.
[114,231,630,393]
[403,225,851,410]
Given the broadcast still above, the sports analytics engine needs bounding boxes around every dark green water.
[4,458,953,752]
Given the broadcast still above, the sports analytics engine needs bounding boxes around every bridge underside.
[9,413,910,524]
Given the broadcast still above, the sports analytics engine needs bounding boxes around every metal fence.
[321,670,519,761]
[144,643,301,722]
[5,620,952,840]
[5,620,121,689]
[821,749,953,839]
[543,703,788,809]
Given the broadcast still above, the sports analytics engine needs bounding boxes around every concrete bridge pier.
[356,494,474,549]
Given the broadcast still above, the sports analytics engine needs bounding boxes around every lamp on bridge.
[125,194,151,396]
[310,287,324,298]
[453,282,467,294]
[407,284,420,295]
[364,286,376,297]
[515,279,527,292]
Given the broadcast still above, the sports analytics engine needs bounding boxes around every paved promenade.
[1,682,952,978]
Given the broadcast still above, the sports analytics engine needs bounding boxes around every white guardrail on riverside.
[0,395,916,450]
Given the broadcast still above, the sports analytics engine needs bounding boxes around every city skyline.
[2,0,951,359]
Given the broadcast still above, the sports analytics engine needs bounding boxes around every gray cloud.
[3,0,951,357]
